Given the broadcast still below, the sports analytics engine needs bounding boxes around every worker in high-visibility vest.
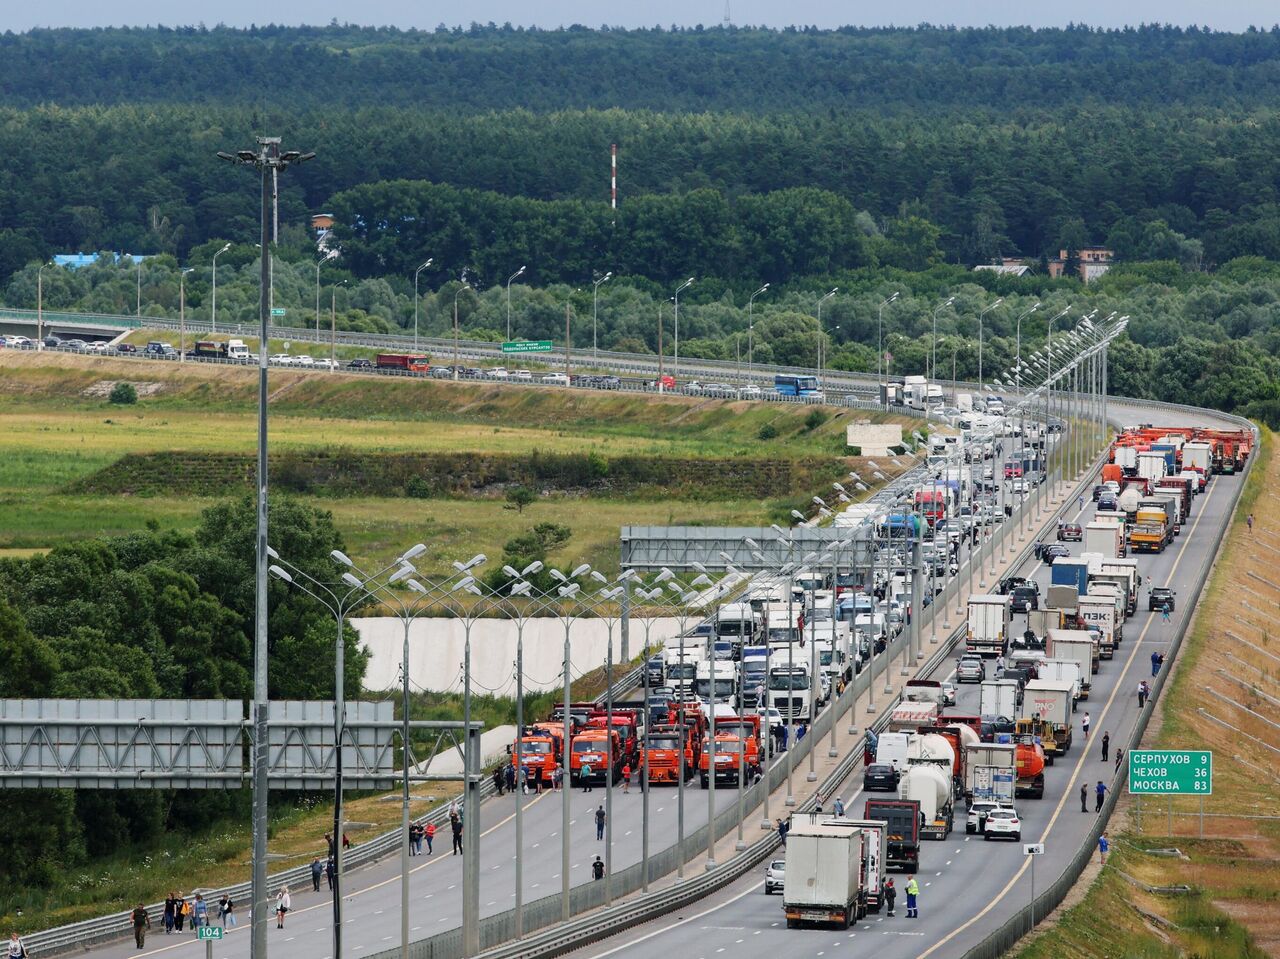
[905,875,920,918]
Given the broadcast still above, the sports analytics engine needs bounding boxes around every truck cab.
[569,727,621,786]
[768,663,813,724]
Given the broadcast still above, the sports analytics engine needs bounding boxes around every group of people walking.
[127,892,240,948]
[494,762,565,795]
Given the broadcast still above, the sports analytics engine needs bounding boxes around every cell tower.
[723,0,731,26]
[611,143,618,226]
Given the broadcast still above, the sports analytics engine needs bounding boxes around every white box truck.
[1183,442,1212,476]
[782,818,867,928]
[1021,679,1075,755]
[979,679,1020,720]
[1084,522,1123,560]
[966,595,1012,657]
[964,742,1018,804]
[1037,659,1082,710]
[1046,629,1099,693]
[836,819,889,913]
[1077,595,1118,659]
[1137,450,1168,483]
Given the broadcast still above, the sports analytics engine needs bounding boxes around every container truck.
[979,679,1021,720]
[887,701,939,733]
[966,595,1012,657]
[1156,476,1194,516]
[1078,594,1119,659]
[1129,509,1169,553]
[715,603,762,650]
[782,818,867,928]
[964,742,1018,804]
[898,762,954,839]
[1050,558,1091,596]
[863,799,921,871]
[1046,629,1099,686]
[1037,659,1082,709]
[375,353,431,372]
[1137,450,1169,484]
[1027,608,1065,641]
[1114,446,1139,473]
[841,820,889,913]
[192,338,252,360]
[1084,522,1124,560]
[1183,442,1213,477]
[1092,566,1138,616]
[1020,679,1075,757]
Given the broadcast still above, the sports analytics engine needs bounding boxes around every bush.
[405,475,433,498]
[108,382,137,405]
[505,485,537,513]
[804,408,829,431]
[757,423,780,440]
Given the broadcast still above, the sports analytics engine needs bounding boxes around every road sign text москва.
[502,340,553,354]
[1128,750,1212,795]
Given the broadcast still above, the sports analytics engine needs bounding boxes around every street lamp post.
[316,249,339,343]
[877,291,900,406]
[37,261,50,350]
[136,257,142,317]
[413,258,433,352]
[816,287,838,392]
[453,280,471,380]
[748,283,769,376]
[592,272,612,360]
[673,278,693,382]
[211,243,231,334]
[978,298,1003,390]
[179,268,193,361]
[931,296,956,383]
[215,136,315,959]
[506,265,527,343]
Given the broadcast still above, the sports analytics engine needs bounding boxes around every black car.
[597,375,622,390]
[348,358,374,369]
[1092,484,1107,501]
[1097,494,1118,511]
[1010,585,1040,613]
[645,654,665,687]
[1033,542,1069,562]
[1149,587,1176,612]
[43,335,62,348]
[998,576,1031,595]
[863,763,900,791]
[980,717,1017,741]
[116,342,138,353]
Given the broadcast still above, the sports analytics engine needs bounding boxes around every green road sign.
[197,926,224,941]
[502,340,553,354]
[270,308,287,316]
[1128,749,1212,795]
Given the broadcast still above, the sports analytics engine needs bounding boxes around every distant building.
[312,213,335,242]
[1048,247,1114,283]
[974,257,1033,277]
[53,252,149,269]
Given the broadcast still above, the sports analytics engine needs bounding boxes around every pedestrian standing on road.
[1162,606,1171,624]
[1081,712,1090,740]
[223,896,237,928]
[325,832,335,859]
[132,903,151,949]
[905,875,920,918]
[776,818,788,845]
[425,822,436,855]
[275,888,291,929]
[193,894,207,931]
[451,816,464,855]
[1098,832,1110,864]
[1115,749,1124,773]
[581,762,594,792]
[591,856,605,881]
[217,895,229,928]
[325,857,335,890]
[595,804,606,840]
[1095,780,1107,812]
[834,796,846,817]
[1151,650,1161,677]
[1080,783,1088,813]
[1078,495,1084,512]
[1137,681,1147,709]
[164,893,176,934]
[342,832,351,850]
[884,878,896,916]
[311,856,323,889]
[554,764,564,791]
[622,762,632,794]
[504,763,516,794]
[174,895,187,933]
[520,764,529,795]
[1101,732,1110,762]
[493,766,505,796]
[996,655,1005,676]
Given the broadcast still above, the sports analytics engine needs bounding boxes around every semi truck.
[841,819,889,913]
[768,663,814,723]
[1046,628,1099,684]
[1049,558,1091,596]
[1020,679,1075,757]
[979,679,1021,721]
[898,762,954,840]
[1077,594,1119,659]
[715,603,762,650]
[863,798,922,870]
[1036,659,1082,709]
[1084,522,1124,560]
[1137,450,1169,483]
[782,818,867,928]
[966,595,1012,657]
[887,701,939,733]
[964,742,1018,804]
[191,338,252,360]
[1091,565,1138,616]
[1129,509,1170,553]
[375,353,431,372]
[1183,442,1213,476]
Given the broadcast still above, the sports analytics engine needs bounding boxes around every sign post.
[1127,750,1212,795]
[270,308,287,317]
[198,923,223,959]
[1023,843,1044,928]
[501,340,553,355]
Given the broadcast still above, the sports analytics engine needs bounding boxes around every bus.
[774,374,821,396]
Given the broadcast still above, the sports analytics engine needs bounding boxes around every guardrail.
[954,402,1259,959]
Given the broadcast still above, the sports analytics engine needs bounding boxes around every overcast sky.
[7,1,1279,32]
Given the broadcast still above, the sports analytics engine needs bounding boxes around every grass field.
[0,352,915,572]
[1015,427,1279,959]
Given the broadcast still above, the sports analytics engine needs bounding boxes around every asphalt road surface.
[563,408,1241,959]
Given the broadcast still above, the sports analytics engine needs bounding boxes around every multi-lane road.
[560,404,1243,959]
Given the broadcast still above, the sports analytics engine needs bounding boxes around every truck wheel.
[786,918,798,929]
[700,775,709,789]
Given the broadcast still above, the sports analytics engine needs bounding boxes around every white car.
[487,367,510,379]
[683,381,705,394]
[6,335,30,347]
[269,353,296,366]
[983,807,1022,841]
[738,385,762,398]
[1008,479,1030,495]
[764,858,785,895]
[756,706,784,728]
[312,358,339,370]
[542,372,570,385]
[967,800,1010,834]
[84,341,109,353]
[510,369,533,381]
[293,355,315,367]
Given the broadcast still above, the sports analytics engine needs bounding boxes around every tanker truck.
[899,758,955,840]
[1013,733,1047,799]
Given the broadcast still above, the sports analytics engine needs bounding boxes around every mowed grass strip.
[1015,427,1279,959]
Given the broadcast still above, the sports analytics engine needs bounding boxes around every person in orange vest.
[622,762,632,794]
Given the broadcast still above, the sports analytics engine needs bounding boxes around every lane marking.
[914,473,1221,959]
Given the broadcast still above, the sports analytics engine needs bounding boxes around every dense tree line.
[0,498,370,890]
[5,24,1280,112]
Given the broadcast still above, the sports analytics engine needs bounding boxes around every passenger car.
[542,372,570,385]
[347,358,373,369]
[764,859,785,895]
[1057,523,1083,542]
[1148,587,1176,612]
[1010,586,1039,613]
[983,808,1022,841]
[966,800,1011,834]
[940,681,957,706]
[863,763,900,791]
[956,656,986,683]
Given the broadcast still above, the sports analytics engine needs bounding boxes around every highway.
[561,404,1243,959]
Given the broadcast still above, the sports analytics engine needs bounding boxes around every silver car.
[764,858,785,894]
[956,657,986,683]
